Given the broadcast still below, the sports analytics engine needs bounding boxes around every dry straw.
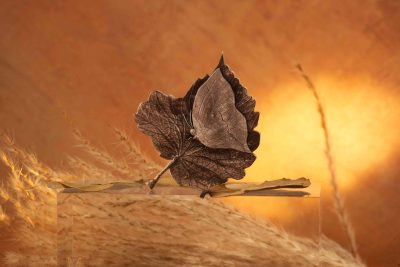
[296,64,361,261]
[0,130,363,266]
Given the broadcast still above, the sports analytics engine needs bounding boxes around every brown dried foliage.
[135,57,260,189]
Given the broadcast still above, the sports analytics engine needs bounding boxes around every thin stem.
[147,158,177,189]
[296,64,360,261]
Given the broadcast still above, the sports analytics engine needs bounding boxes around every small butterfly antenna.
[182,111,192,128]
[189,109,193,126]
[179,95,192,129]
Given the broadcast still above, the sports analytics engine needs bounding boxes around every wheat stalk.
[112,127,162,172]
[0,138,58,266]
[72,130,132,177]
[72,129,162,182]
[296,64,360,261]
[67,156,117,183]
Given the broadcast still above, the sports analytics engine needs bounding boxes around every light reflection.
[224,75,400,223]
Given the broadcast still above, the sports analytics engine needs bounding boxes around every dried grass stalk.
[296,64,360,261]
[112,128,162,172]
[0,132,364,267]
[72,130,132,178]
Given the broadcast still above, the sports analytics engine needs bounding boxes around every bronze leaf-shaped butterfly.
[135,55,260,190]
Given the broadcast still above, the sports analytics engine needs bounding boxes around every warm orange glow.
[224,74,400,224]
[248,75,400,188]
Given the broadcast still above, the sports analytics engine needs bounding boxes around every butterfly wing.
[192,68,251,153]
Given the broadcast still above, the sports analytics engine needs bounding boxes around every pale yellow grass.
[0,131,363,266]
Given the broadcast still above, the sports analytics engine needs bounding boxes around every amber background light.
[1,1,399,266]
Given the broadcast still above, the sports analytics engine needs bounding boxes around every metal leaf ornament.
[135,55,260,190]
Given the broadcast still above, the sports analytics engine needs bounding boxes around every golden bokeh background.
[1,1,399,266]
